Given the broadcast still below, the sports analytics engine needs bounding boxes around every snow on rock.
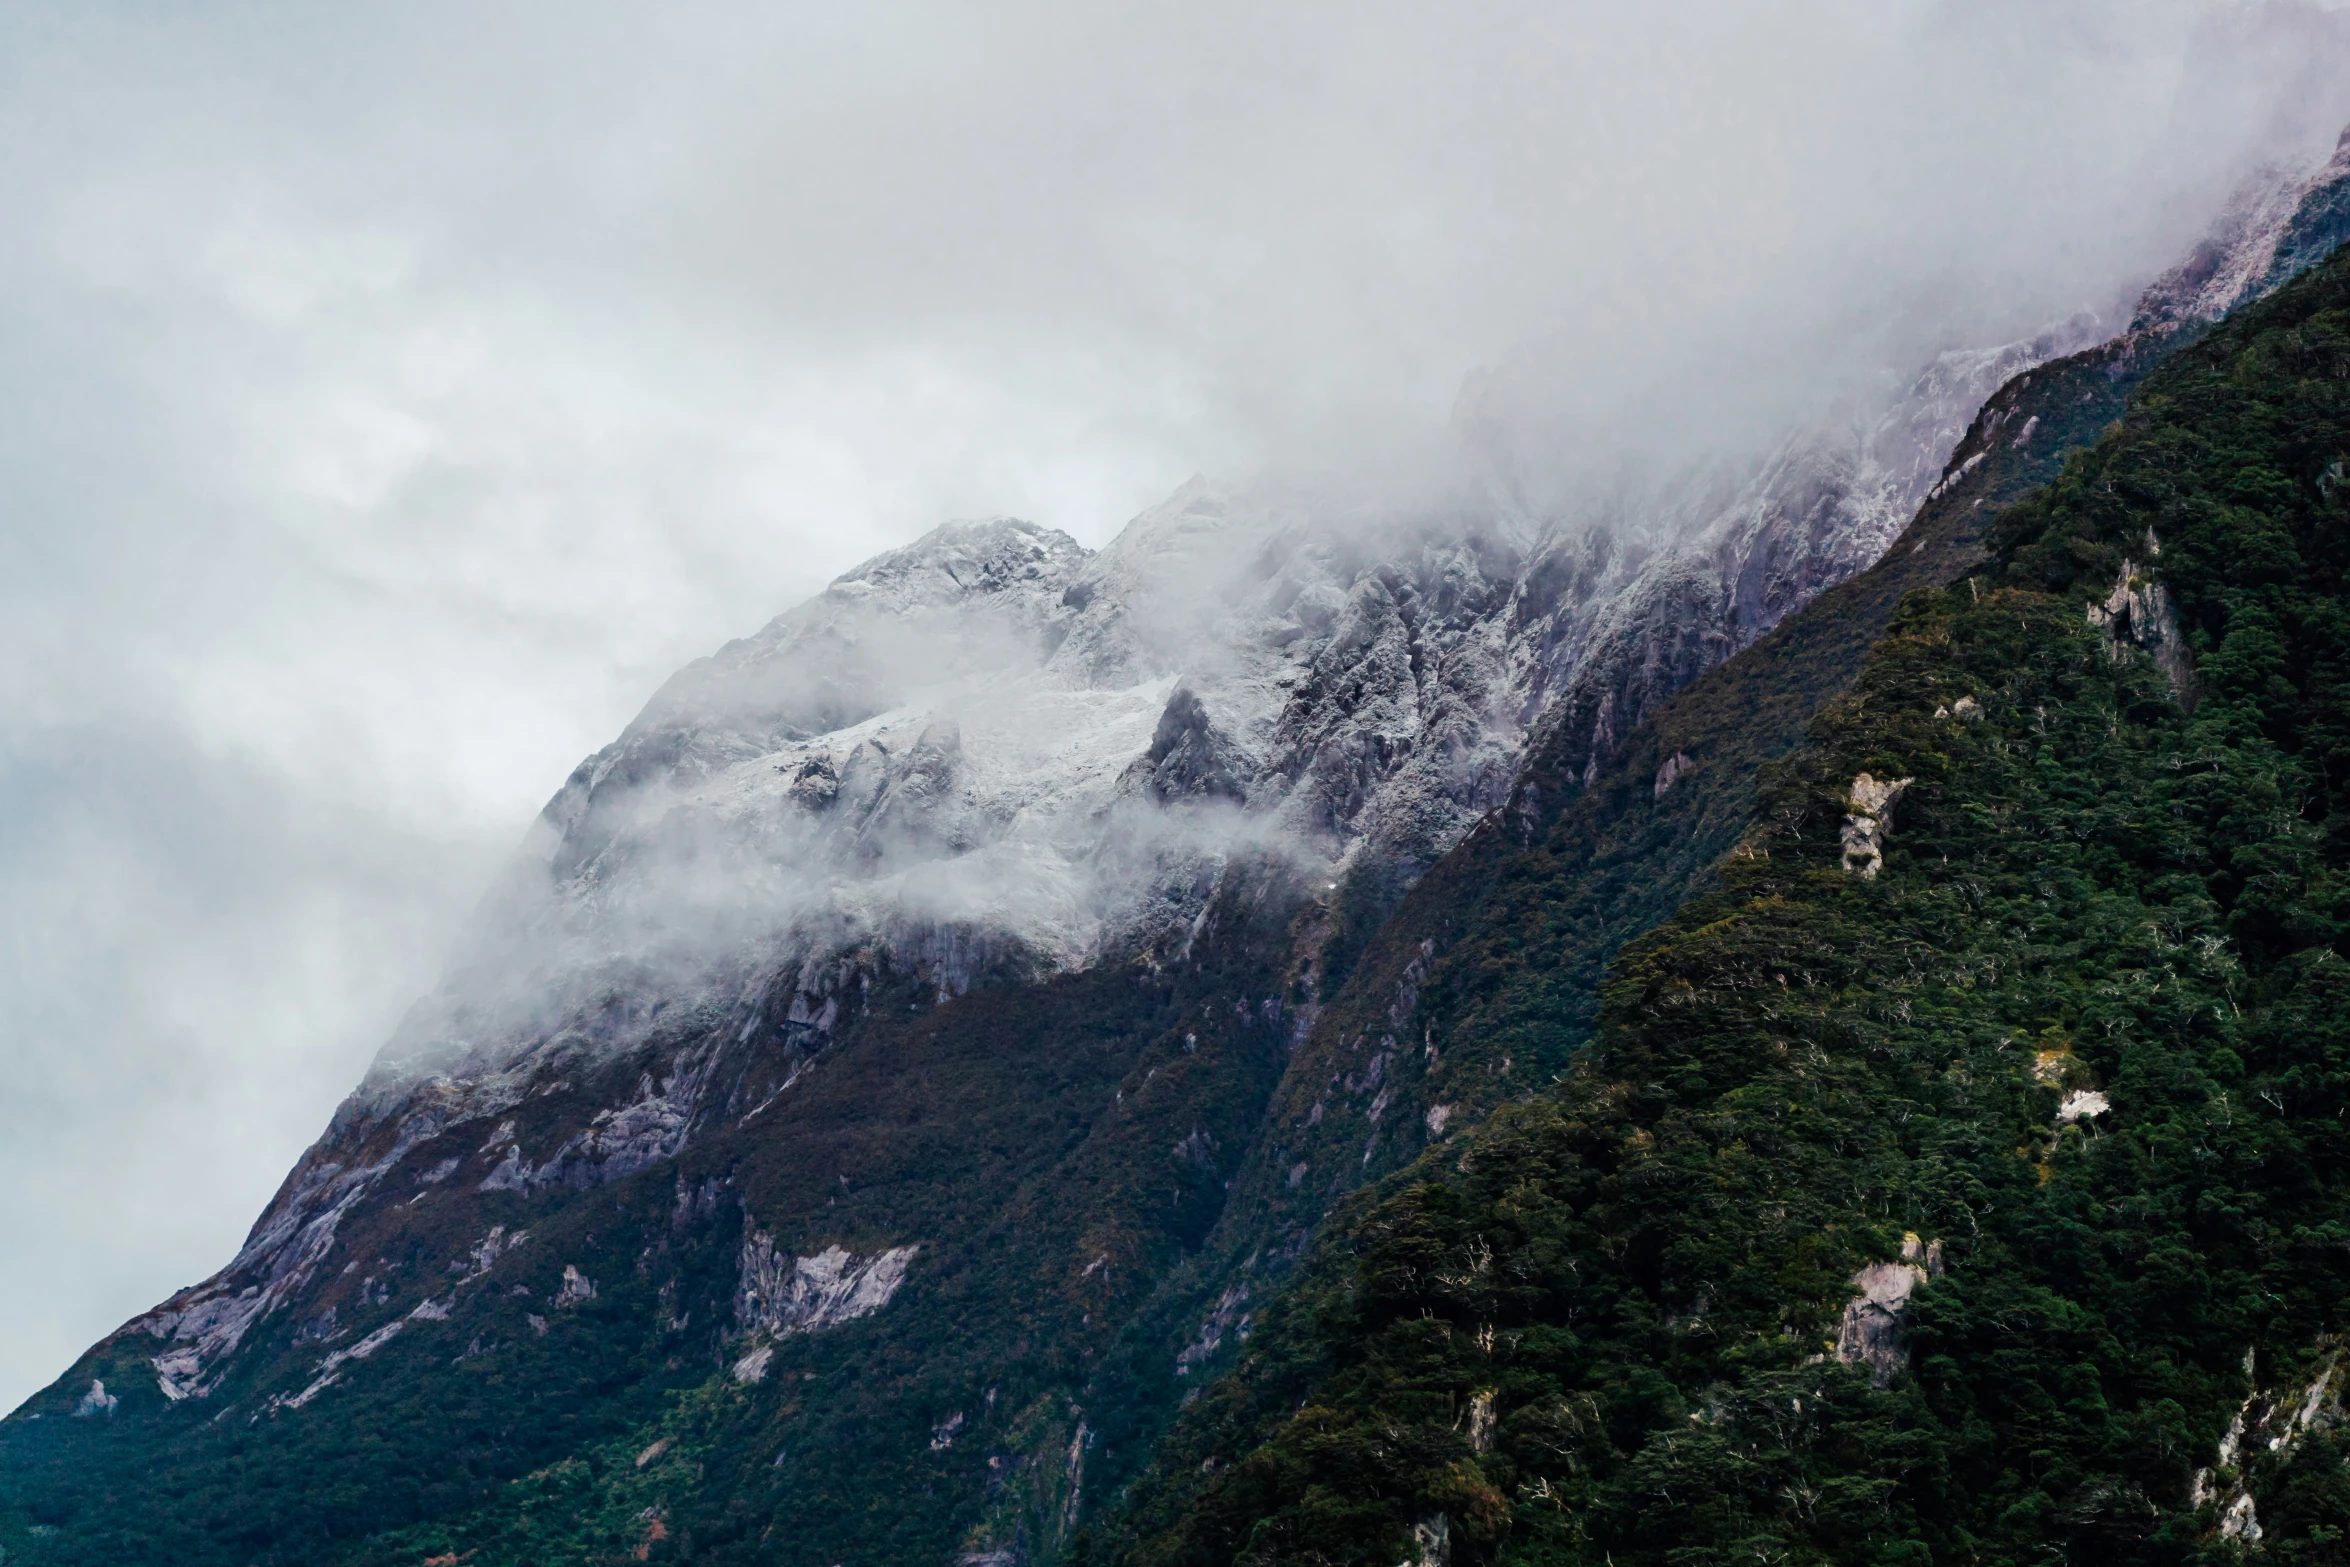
[249,150,2333,1184]
[2134,128,2350,333]
[358,334,2096,1112]
[734,1234,916,1338]
[72,1380,117,1417]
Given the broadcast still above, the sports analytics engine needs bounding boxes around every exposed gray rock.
[280,1320,404,1411]
[1652,751,1691,798]
[1832,1234,1942,1384]
[1839,772,1914,879]
[2191,1348,2342,1547]
[1404,1512,1451,1567]
[1465,1389,1497,1455]
[1174,1284,1251,1377]
[734,1234,916,1338]
[2087,551,2196,710]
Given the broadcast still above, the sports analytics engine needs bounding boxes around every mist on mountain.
[7,0,2350,1416]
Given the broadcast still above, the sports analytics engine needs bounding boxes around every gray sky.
[3,0,2347,1412]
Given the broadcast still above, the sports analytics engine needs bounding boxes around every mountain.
[4,134,2349,1567]
[1102,211,2350,1567]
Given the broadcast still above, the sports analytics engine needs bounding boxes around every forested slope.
[1100,231,2350,1567]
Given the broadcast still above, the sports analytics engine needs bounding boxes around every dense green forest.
[1096,243,2350,1565]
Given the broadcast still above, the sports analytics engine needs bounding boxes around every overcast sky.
[3,0,2348,1412]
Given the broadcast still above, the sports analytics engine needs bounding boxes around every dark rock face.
[1141,688,1241,802]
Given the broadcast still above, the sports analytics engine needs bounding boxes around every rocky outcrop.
[2087,549,2196,710]
[734,1234,917,1339]
[279,1320,404,1411]
[2191,1347,2346,1548]
[1838,773,1914,879]
[1832,1234,1943,1384]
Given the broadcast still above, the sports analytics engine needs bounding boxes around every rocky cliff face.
[11,132,2350,1567]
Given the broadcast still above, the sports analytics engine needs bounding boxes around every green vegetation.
[0,206,2315,1567]
[1099,248,2350,1565]
[0,867,1311,1566]
[1104,242,2193,1526]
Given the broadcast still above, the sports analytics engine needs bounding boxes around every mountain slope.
[6,138,2350,1567]
[1069,140,2350,1506]
[0,344,2093,1567]
[1101,223,2350,1567]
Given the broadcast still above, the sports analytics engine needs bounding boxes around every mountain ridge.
[7,134,2350,1567]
